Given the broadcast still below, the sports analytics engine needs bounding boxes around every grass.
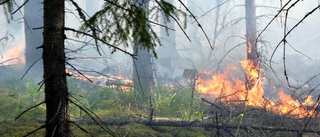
[0,77,318,136]
[0,76,207,136]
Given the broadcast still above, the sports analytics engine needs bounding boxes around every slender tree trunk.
[43,0,70,136]
[245,0,258,62]
[24,0,43,77]
[245,0,258,89]
[132,0,154,101]
[133,51,154,99]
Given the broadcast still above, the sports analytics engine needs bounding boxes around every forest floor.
[0,77,319,136]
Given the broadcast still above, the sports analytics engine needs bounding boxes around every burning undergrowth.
[196,59,319,119]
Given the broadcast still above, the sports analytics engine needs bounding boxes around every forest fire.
[196,58,318,118]
[0,42,26,67]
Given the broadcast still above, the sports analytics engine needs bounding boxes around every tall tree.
[24,0,43,77]
[42,0,69,136]
[132,0,154,101]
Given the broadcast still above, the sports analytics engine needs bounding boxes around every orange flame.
[1,42,26,67]
[197,60,318,118]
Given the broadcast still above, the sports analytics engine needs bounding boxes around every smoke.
[1,0,320,90]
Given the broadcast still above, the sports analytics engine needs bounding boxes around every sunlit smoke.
[0,42,26,69]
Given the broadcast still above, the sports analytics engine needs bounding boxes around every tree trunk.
[133,50,154,99]
[245,0,258,89]
[155,0,183,83]
[43,0,70,136]
[132,0,154,101]
[24,0,43,77]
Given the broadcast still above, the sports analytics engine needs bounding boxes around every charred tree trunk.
[24,0,43,77]
[245,0,258,89]
[43,0,70,136]
[132,0,154,101]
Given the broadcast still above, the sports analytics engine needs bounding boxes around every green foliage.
[0,78,45,121]
[79,0,186,58]
[68,78,134,118]
[0,121,45,136]
[1,78,312,136]
[169,127,210,137]
[152,86,179,117]
[0,77,207,135]
[0,93,18,118]
[121,124,158,137]
[0,77,203,119]
[151,85,205,121]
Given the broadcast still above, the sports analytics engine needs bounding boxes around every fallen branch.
[201,97,230,112]
[74,118,320,134]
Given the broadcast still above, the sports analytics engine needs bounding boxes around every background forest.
[1,0,320,137]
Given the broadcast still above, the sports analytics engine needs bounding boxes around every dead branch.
[177,0,212,49]
[69,120,94,137]
[201,97,229,112]
[74,118,320,134]
[69,97,116,137]
[15,101,45,120]
[22,124,46,137]
[64,27,136,59]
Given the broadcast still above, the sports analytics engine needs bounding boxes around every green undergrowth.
[1,77,316,136]
[0,120,45,136]
[0,120,211,137]
[0,77,206,136]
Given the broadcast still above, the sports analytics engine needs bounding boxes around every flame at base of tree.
[196,59,318,118]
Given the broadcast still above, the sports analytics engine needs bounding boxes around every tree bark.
[133,50,154,100]
[245,0,258,64]
[43,0,70,136]
[132,0,154,101]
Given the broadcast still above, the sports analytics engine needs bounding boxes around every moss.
[71,124,114,137]
[0,87,12,95]
[0,121,45,136]
[0,96,19,118]
[170,127,209,137]
[119,123,158,137]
